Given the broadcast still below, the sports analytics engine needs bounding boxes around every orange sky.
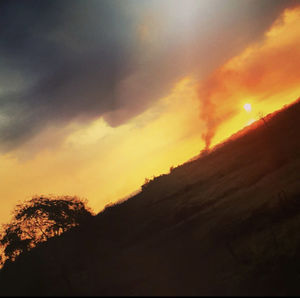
[1,6,300,224]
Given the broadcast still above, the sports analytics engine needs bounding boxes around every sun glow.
[244,103,252,112]
[207,6,300,149]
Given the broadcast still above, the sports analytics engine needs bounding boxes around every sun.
[244,103,252,112]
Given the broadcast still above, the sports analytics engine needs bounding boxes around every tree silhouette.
[0,196,92,263]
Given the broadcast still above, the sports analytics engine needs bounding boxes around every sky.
[0,0,300,223]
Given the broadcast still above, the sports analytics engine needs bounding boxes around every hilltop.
[1,98,300,295]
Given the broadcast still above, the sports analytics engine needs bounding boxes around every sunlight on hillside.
[212,92,300,148]
[210,6,300,148]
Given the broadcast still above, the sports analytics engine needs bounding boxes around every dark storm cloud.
[0,0,296,151]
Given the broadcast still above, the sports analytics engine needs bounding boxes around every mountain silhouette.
[1,98,300,295]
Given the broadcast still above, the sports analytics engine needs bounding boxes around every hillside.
[1,98,300,295]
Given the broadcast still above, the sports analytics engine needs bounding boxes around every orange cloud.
[198,6,300,149]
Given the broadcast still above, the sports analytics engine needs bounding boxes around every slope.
[1,98,300,295]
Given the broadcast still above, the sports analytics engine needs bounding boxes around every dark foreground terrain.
[1,98,300,296]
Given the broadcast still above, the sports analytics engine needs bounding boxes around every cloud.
[198,5,300,149]
[0,0,295,151]
[0,77,203,223]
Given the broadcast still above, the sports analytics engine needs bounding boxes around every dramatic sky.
[1,0,300,223]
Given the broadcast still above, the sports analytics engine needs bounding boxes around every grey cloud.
[0,0,296,151]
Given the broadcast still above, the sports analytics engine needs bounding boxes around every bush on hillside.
[0,196,93,264]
